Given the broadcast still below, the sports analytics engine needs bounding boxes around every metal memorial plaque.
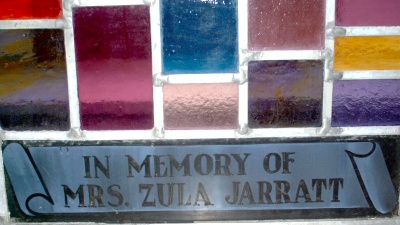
[2,142,398,220]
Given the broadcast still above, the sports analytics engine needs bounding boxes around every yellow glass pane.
[334,36,400,71]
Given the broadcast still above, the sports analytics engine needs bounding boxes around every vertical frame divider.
[150,0,165,138]
[63,0,82,135]
[238,0,249,134]
[321,0,336,134]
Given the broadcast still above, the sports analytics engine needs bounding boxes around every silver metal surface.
[342,26,400,36]
[3,142,396,215]
[166,73,237,84]
[248,50,323,61]
[339,70,400,80]
[8,218,400,225]
[150,0,164,137]
[0,19,64,29]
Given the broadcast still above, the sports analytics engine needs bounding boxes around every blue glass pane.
[161,0,238,74]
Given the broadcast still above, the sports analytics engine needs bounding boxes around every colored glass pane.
[336,0,400,26]
[248,60,323,128]
[73,6,153,130]
[334,36,400,71]
[161,0,238,74]
[248,0,325,50]
[0,0,62,20]
[332,80,400,127]
[163,83,239,130]
[0,29,69,130]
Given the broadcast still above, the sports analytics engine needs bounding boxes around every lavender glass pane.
[73,6,153,130]
[249,0,325,50]
[0,30,69,130]
[336,0,400,26]
[164,83,238,130]
[332,80,400,127]
[248,61,323,128]
[161,0,238,74]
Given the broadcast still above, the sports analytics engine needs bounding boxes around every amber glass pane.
[163,83,239,130]
[335,36,400,71]
[0,30,69,130]
[73,6,153,130]
[248,0,325,50]
[0,0,62,20]
[248,60,323,128]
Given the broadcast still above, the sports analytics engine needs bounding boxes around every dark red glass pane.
[73,6,153,130]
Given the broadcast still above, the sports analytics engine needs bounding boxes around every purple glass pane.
[336,0,400,26]
[0,30,69,130]
[248,60,323,128]
[332,80,400,127]
[73,6,153,130]
[163,83,238,130]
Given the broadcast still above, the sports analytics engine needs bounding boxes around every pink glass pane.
[164,83,239,130]
[336,0,400,26]
[249,0,325,50]
[73,6,153,130]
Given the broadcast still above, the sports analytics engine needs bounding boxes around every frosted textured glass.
[248,60,323,128]
[74,6,153,130]
[164,84,239,130]
[249,0,325,50]
[336,0,400,26]
[332,80,400,127]
[0,30,69,130]
[335,36,400,71]
[161,0,238,74]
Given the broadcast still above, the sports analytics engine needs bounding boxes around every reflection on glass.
[0,30,69,130]
[248,60,323,128]
[161,0,238,74]
[163,83,239,129]
[332,80,400,127]
[249,0,325,50]
[74,6,153,130]
[0,0,62,20]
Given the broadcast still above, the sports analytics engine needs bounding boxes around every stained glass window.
[0,0,399,224]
